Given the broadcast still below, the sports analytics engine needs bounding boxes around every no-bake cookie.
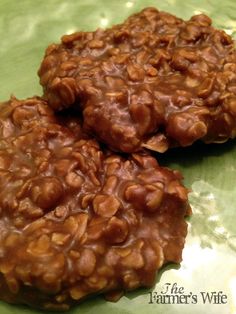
[0,97,190,310]
[39,7,236,152]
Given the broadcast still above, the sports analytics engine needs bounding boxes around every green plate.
[0,1,236,313]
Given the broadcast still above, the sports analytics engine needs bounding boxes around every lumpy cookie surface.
[0,97,190,310]
[39,7,236,153]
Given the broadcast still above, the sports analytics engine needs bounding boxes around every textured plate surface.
[0,1,236,313]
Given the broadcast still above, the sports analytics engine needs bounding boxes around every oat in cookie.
[0,97,190,310]
[39,7,236,153]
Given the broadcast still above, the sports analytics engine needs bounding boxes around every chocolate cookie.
[0,97,190,310]
[39,7,236,153]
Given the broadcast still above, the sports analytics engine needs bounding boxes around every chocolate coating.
[0,97,190,310]
[39,7,236,153]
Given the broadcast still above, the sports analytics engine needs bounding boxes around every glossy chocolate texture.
[39,7,236,153]
[0,97,190,310]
